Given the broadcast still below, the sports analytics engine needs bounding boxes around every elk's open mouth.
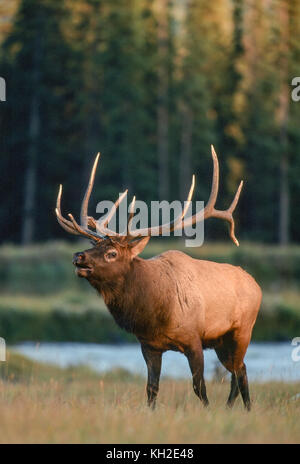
[75,262,91,269]
[74,262,92,276]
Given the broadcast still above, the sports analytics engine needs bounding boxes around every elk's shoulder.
[155,249,192,262]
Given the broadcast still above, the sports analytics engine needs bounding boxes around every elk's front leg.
[141,344,162,409]
[185,341,209,407]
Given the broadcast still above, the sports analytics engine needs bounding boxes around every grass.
[0,290,107,314]
[0,351,299,444]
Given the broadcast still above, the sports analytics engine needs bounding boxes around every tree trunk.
[179,102,193,201]
[278,1,290,246]
[279,138,289,245]
[21,39,41,245]
[157,0,170,200]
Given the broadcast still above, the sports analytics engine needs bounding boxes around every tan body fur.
[99,250,261,374]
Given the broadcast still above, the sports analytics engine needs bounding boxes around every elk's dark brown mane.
[88,248,172,338]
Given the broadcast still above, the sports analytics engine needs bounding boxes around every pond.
[11,341,300,382]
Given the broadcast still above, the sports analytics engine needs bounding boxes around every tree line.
[0,0,299,245]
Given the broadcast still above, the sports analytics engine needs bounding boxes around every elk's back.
[155,250,262,343]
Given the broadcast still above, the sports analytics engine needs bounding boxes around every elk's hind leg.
[215,332,251,411]
[235,363,251,411]
[185,341,209,407]
[227,372,239,407]
[141,344,162,409]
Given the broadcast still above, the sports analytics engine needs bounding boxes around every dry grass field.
[0,352,299,444]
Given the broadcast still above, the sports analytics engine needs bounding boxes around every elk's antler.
[56,153,111,242]
[182,145,243,246]
[128,145,243,245]
[55,146,243,246]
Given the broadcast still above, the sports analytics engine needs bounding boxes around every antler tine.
[56,176,105,242]
[129,175,195,238]
[175,145,220,229]
[127,196,136,236]
[56,153,128,242]
[103,190,128,229]
[68,213,105,241]
[204,145,219,218]
[170,174,195,233]
[96,190,129,237]
[228,180,244,215]
[80,153,101,229]
[211,180,244,246]
[55,209,79,235]
[88,217,97,229]
[55,185,80,235]
[78,152,117,240]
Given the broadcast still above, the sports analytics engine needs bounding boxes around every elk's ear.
[129,236,150,259]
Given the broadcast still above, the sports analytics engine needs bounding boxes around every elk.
[55,146,262,410]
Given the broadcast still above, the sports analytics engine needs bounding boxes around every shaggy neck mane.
[93,275,128,308]
[88,258,170,338]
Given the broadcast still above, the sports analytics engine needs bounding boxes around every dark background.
[0,0,299,246]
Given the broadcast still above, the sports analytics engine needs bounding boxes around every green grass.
[0,290,106,314]
[0,351,299,444]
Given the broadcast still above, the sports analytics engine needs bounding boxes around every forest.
[0,2,300,445]
[0,0,299,245]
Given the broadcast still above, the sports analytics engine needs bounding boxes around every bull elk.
[55,146,261,410]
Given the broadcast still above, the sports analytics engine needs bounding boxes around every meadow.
[0,351,299,444]
[0,241,300,444]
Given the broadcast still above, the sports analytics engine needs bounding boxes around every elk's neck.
[97,275,128,309]
[88,257,170,337]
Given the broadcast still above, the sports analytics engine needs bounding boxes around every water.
[11,341,300,382]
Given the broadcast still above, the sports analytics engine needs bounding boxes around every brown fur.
[73,239,262,410]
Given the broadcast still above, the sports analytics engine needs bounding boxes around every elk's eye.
[105,250,118,261]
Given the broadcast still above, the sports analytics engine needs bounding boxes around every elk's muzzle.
[73,252,85,265]
[73,252,92,277]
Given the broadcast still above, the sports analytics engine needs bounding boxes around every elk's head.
[55,147,243,285]
[72,236,150,282]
